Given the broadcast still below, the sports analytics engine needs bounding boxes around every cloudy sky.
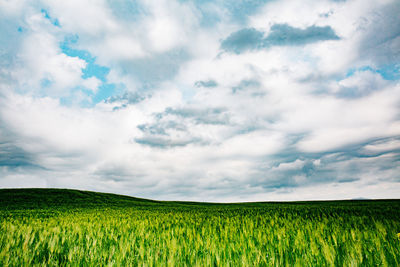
[0,0,399,202]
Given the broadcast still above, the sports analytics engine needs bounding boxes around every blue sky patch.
[93,83,118,104]
[59,83,118,107]
[60,37,110,82]
[59,36,121,104]
[41,9,60,27]
[376,64,400,80]
[346,64,400,80]
[40,78,52,88]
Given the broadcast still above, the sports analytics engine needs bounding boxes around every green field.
[1,189,399,266]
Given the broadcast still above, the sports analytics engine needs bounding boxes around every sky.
[0,0,399,202]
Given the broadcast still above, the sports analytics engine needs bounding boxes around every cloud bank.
[0,0,399,201]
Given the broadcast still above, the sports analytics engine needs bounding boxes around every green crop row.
[0,190,399,266]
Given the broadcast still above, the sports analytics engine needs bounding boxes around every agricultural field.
[1,189,400,266]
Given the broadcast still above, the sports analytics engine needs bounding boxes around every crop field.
[0,189,400,266]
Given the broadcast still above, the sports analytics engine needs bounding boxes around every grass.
[1,188,400,266]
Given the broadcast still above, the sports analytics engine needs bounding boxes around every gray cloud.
[194,80,218,88]
[135,106,231,148]
[105,91,146,110]
[221,24,340,54]
[135,136,202,148]
[0,112,42,170]
[163,107,230,125]
[221,28,265,54]
[265,24,340,45]
[232,79,262,94]
[336,70,390,98]
[138,120,186,136]
[0,142,38,169]
[106,91,145,104]
[120,49,190,85]
[249,149,397,191]
[242,135,400,191]
[358,2,400,66]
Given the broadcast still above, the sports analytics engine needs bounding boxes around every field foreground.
[1,189,400,266]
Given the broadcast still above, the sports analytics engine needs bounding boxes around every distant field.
[1,189,399,266]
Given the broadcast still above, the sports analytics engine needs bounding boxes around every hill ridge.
[1,188,399,209]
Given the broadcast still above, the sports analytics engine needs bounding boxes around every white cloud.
[6,11,87,97]
[249,0,337,29]
[294,87,400,152]
[42,0,118,35]
[336,70,389,95]
[362,139,400,154]
[103,34,146,60]
[141,0,199,52]
[274,159,305,171]
[217,130,285,158]
[81,77,101,93]
[0,0,28,16]
[0,0,399,201]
